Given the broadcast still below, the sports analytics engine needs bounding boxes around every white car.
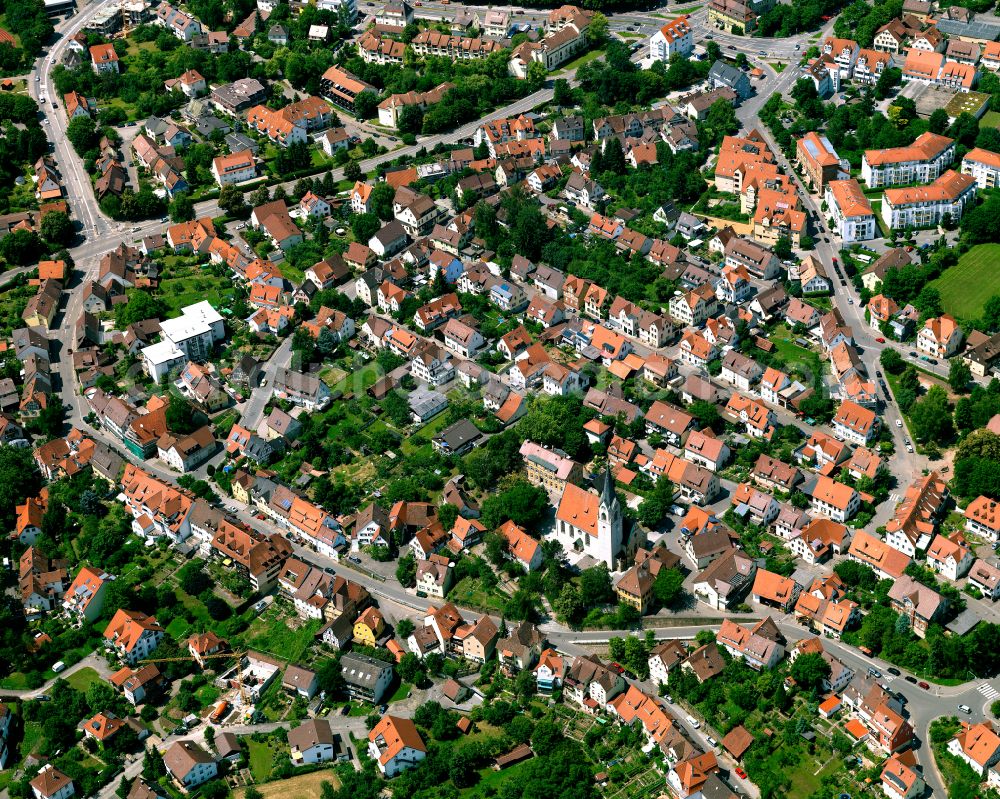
[895,420,902,427]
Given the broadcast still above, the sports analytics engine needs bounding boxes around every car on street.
[868,668,882,678]
[888,667,901,676]
[959,704,972,714]
[876,337,886,343]
[736,768,748,779]
[847,298,853,304]
[665,694,674,704]
[757,50,765,56]
[905,675,917,684]
[918,681,930,689]
[908,351,917,357]
[896,420,902,427]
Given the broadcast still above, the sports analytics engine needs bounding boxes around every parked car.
[736,767,748,779]
[918,681,930,690]
[908,351,917,357]
[887,667,901,676]
[905,675,917,684]
[876,337,886,343]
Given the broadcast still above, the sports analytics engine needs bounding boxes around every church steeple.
[599,464,616,510]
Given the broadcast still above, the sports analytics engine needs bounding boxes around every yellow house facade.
[353,607,384,646]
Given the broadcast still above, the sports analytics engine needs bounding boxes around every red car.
[918,681,930,690]
[611,662,626,675]
[876,337,886,343]
[735,768,747,779]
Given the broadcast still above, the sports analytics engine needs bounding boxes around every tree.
[928,107,950,134]
[700,98,739,149]
[40,211,74,246]
[554,583,583,623]
[351,211,379,244]
[0,229,43,265]
[909,385,954,444]
[344,159,363,182]
[166,395,201,435]
[950,359,972,394]
[652,567,685,608]
[526,60,548,91]
[396,618,414,638]
[316,658,345,694]
[790,652,831,692]
[397,103,424,136]
[369,181,395,221]
[579,565,613,607]
[218,184,248,216]
[353,90,378,120]
[914,285,943,319]
[66,115,98,156]
[169,193,195,222]
[396,552,417,587]
[553,78,575,107]
[587,11,608,44]
[880,348,905,375]
[114,291,167,329]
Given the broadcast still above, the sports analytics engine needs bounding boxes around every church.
[553,469,632,570]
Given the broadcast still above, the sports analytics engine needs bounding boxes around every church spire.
[600,464,616,509]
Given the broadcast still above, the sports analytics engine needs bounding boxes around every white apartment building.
[650,15,694,61]
[825,179,877,243]
[881,170,977,230]
[142,301,225,383]
[962,147,1000,190]
[861,132,955,187]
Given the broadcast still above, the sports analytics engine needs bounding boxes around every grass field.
[239,607,320,661]
[237,771,339,799]
[246,740,275,782]
[554,48,605,74]
[65,667,103,693]
[982,111,1000,129]
[930,243,1000,321]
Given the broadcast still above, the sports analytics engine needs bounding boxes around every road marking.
[978,683,999,700]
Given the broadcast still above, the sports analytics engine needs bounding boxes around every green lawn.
[20,720,43,757]
[65,667,103,693]
[554,48,605,74]
[930,243,1000,321]
[769,323,824,386]
[328,359,380,394]
[247,739,275,782]
[468,759,534,795]
[450,576,508,614]
[0,673,32,690]
[239,608,320,662]
[165,616,192,641]
[401,412,453,455]
[389,682,412,703]
[982,110,1000,129]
